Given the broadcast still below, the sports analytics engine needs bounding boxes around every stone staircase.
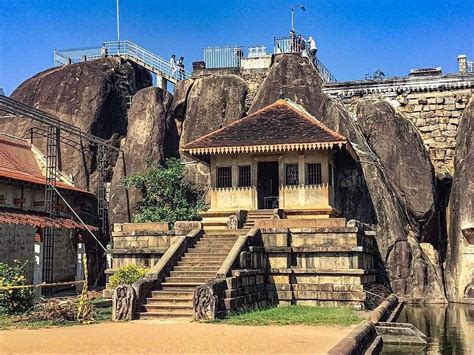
[137,230,240,319]
[243,210,274,229]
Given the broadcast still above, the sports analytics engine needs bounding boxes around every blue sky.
[0,0,473,95]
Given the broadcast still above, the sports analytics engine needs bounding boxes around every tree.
[124,158,206,225]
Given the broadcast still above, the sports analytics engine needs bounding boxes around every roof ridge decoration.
[182,99,348,156]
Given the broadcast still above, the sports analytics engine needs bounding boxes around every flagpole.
[116,0,120,41]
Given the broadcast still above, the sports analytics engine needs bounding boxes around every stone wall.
[261,224,377,308]
[0,224,76,283]
[323,74,474,174]
[0,180,94,284]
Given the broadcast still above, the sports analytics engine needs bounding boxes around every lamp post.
[291,4,305,32]
[116,0,120,41]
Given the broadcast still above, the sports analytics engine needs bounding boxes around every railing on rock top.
[54,40,191,82]
[203,46,244,69]
[273,36,337,83]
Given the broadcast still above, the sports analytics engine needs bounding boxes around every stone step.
[177,260,223,267]
[137,311,192,319]
[204,230,247,235]
[150,290,194,298]
[189,247,234,253]
[182,253,229,258]
[165,276,214,283]
[145,298,193,306]
[173,265,218,272]
[162,286,201,292]
[141,303,193,312]
[169,271,216,277]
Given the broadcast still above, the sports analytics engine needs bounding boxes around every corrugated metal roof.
[0,207,98,231]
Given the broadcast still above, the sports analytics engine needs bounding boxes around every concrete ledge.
[368,294,398,323]
[113,222,169,234]
[328,321,377,355]
[256,218,346,229]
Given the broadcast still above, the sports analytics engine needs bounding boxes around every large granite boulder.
[1,57,151,191]
[251,54,445,301]
[173,74,248,190]
[179,74,248,146]
[354,100,439,244]
[108,87,175,224]
[249,53,323,114]
[445,97,474,302]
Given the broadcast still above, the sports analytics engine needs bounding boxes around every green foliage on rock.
[0,261,36,314]
[109,265,149,288]
[124,157,206,225]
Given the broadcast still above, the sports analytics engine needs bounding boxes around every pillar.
[458,55,467,74]
[33,228,43,295]
[76,233,85,293]
[157,75,168,91]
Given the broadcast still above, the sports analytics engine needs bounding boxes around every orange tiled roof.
[0,134,90,194]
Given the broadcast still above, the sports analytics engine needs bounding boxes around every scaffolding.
[0,96,124,290]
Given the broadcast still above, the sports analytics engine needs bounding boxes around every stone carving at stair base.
[112,284,136,321]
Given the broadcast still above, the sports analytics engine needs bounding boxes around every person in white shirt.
[308,36,317,60]
[170,54,177,77]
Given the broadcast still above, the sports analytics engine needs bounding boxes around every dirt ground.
[0,319,354,354]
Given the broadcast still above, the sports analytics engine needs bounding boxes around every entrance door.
[257,161,279,209]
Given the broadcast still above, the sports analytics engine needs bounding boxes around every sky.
[0,0,473,95]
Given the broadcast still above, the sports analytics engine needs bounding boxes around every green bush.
[124,157,207,225]
[0,261,36,314]
[109,265,149,288]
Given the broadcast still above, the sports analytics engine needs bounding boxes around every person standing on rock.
[308,36,317,62]
[170,54,177,78]
[177,56,185,80]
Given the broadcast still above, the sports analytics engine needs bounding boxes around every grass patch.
[215,305,362,326]
[0,306,112,331]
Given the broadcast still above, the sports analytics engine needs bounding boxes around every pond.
[382,303,474,354]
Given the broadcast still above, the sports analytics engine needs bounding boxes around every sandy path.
[0,320,353,354]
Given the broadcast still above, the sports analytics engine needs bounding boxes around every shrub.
[124,157,207,225]
[0,261,36,314]
[109,265,149,288]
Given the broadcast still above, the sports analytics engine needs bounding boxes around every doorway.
[257,161,279,209]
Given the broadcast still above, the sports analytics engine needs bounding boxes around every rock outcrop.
[249,54,323,115]
[108,87,175,224]
[445,97,474,302]
[250,54,445,301]
[173,74,248,188]
[354,100,439,244]
[1,57,151,191]
[179,74,248,146]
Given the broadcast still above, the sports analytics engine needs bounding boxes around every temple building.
[182,99,356,221]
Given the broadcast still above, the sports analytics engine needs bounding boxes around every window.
[216,166,232,188]
[238,165,251,187]
[285,164,299,186]
[306,163,322,185]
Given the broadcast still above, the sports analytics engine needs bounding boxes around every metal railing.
[248,46,268,58]
[273,36,336,83]
[54,40,191,81]
[203,46,244,69]
[467,60,474,73]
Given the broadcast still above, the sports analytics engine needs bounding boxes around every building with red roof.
[182,99,357,222]
[0,133,98,285]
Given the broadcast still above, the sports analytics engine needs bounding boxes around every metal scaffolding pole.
[43,126,59,295]
[97,144,108,235]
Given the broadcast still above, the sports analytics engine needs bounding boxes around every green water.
[383,303,474,354]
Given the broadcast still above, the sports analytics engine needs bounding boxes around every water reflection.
[383,303,474,354]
